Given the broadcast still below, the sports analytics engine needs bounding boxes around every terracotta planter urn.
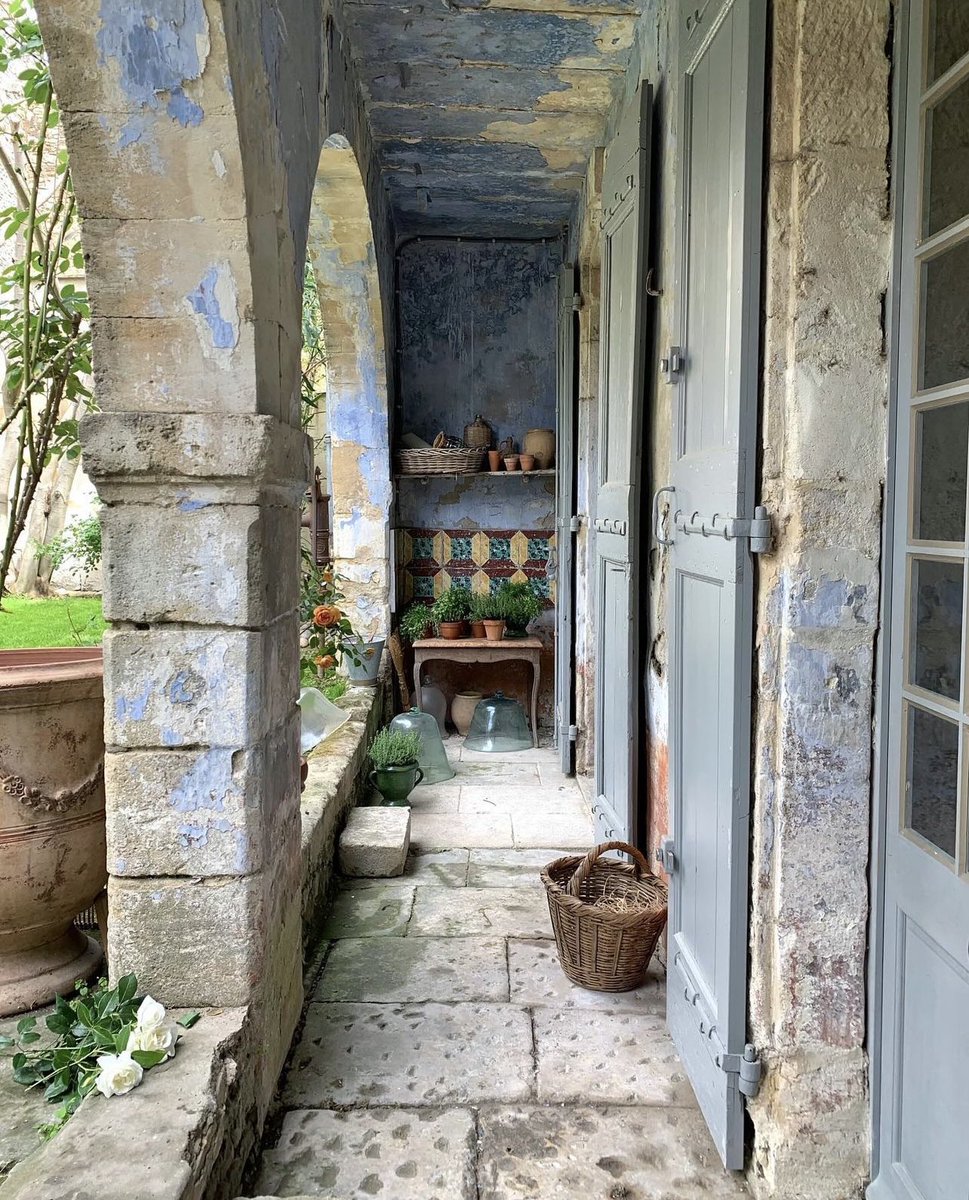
[523,428,555,470]
[483,619,506,642]
[469,619,486,639]
[451,692,483,737]
[0,648,107,1016]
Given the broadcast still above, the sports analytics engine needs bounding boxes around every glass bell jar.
[389,707,455,783]
[464,692,532,753]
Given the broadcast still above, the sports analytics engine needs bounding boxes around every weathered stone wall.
[748,3,892,1196]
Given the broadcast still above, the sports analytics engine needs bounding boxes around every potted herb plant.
[496,581,542,638]
[399,601,434,643]
[475,594,506,641]
[468,594,490,639]
[432,588,470,639]
[368,728,424,805]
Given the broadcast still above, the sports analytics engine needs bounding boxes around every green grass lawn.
[0,595,105,649]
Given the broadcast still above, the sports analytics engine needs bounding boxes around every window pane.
[905,705,959,859]
[910,557,964,700]
[914,403,969,541]
[919,239,969,389]
[924,74,969,237]
[927,0,969,84]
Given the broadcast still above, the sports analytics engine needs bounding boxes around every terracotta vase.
[439,620,467,640]
[483,619,506,642]
[503,455,520,472]
[487,450,502,472]
[519,454,536,472]
[524,428,555,470]
[451,692,483,737]
[0,648,106,1016]
[469,620,486,639]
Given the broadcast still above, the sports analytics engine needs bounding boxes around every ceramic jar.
[451,691,483,737]
[523,428,555,470]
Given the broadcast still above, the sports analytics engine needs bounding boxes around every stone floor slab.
[460,746,559,764]
[408,785,461,814]
[459,784,586,815]
[410,812,514,850]
[405,848,470,886]
[408,887,552,938]
[467,848,570,888]
[320,885,415,939]
[284,1003,533,1106]
[0,1010,52,1176]
[508,938,666,1013]
[313,936,509,1002]
[255,1107,477,1199]
[512,812,592,849]
[533,1008,693,1105]
[476,1106,749,1198]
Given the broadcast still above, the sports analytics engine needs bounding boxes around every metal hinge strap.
[718,1044,763,1099]
[656,837,676,874]
[567,724,579,742]
[569,515,582,534]
[673,505,772,553]
[572,293,582,312]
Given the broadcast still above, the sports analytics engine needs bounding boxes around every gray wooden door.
[871,4,969,1196]
[664,0,766,1171]
[592,84,652,845]
[555,264,578,774]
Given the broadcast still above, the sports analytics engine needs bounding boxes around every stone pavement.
[246,741,747,1199]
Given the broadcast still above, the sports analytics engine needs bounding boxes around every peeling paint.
[185,263,240,351]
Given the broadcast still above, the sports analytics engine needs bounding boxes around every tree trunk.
[12,449,81,594]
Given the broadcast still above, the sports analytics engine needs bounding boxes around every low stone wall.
[0,669,389,1200]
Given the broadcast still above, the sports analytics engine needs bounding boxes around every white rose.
[94,1052,144,1098]
[134,995,167,1031]
[127,1020,179,1059]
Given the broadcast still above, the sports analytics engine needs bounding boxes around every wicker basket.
[397,446,484,475]
[542,840,668,992]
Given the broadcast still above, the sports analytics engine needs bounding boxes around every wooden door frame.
[556,262,579,775]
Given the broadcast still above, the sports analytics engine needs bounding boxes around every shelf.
[395,469,556,481]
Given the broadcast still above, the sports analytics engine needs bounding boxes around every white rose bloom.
[134,995,167,1030]
[94,1052,144,1098]
[127,1020,179,1059]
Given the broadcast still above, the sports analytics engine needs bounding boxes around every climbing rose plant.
[0,975,199,1138]
[300,553,364,681]
[0,0,92,601]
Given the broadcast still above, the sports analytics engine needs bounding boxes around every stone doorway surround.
[245,741,747,1199]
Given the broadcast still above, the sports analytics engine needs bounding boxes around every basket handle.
[567,840,653,898]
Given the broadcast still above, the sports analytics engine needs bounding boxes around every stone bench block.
[339,806,410,878]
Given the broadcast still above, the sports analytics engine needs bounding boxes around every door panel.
[592,84,652,845]
[666,0,765,1171]
[556,264,578,774]
[871,4,969,1197]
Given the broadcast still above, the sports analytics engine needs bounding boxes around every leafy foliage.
[301,263,326,429]
[399,601,433,643]
[431,588,470,625]
[0,975,197,1139]
[0,1,93,600]
[494,581,542,630]
[299,548,365,677]
[34,510,101,577]
[368,727,421,769]
[469,593,502,621]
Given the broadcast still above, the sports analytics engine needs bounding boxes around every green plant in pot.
[474,593,506,641]
[468,593,491,638]
[399,602,434,643]
[432,588,471,639]
[495,581,542,638]
[368,728,423,805]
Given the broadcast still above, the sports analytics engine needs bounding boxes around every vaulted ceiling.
[336,0,646,238]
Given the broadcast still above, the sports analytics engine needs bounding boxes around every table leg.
[413,658,423,710]
[530,656,540,748]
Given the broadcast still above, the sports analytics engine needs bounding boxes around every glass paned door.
[870,3,969,1195]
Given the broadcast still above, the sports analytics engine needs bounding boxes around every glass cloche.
[388,707,455,783]
[464,692,532,753]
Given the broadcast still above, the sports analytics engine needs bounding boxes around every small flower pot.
[487,450,502,472]
[483,619,506,642]
[344,638,385,685]
[503,455,520,471]
[469,619,487,639]
[519,454,536,472]
[370,762,424,806]
[439,620,467,640]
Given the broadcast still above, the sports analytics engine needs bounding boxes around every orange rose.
[312,604,341,628]
[317,654,336,670]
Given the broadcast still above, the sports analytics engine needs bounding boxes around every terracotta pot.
[439,620,467,640]
[524,428,555,470]
[483,619,506,642]
[469,620,486,639]
[451,692,483,737]
[487,450,502,472]
[0,648,106,1016]
[503,456,520,472]
[519,454,536,472]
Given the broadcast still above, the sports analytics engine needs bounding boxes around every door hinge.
[572,292,583,312]
[569,514,583,534]
[718,1044,763,1099]
[673,504,773,553]
[661,345,683,383]
[568,724,579,742]
[656,837,676,874]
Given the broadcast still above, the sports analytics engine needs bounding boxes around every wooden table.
[413,636,543,747]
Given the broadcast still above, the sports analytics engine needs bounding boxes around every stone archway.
[306,134,392,639]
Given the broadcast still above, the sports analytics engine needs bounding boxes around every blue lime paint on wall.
[96,0,207,124]
[114,684,151,723]
[186,266,237,350]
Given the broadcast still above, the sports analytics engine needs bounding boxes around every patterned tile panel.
[401,528,556,609]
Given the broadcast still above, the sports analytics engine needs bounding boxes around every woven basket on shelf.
[397,446,484,475]
[542,840,668,992]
